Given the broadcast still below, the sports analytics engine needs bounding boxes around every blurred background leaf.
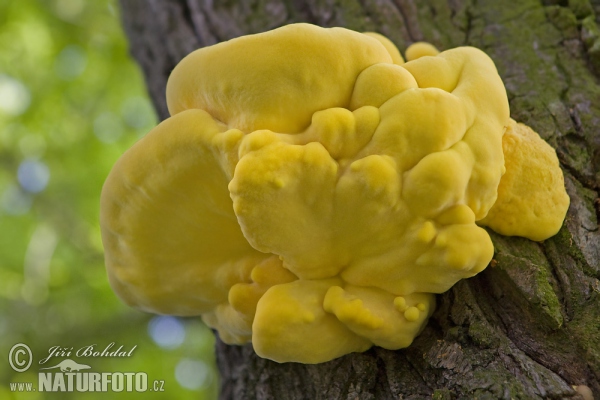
[0,0,218,398]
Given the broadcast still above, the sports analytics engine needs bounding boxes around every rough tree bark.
[118,0,600,398]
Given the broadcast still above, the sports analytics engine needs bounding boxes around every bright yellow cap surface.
[101,24,569,364]
[479,119,570,240]
[166,23,392,133]
[405,41,441,61]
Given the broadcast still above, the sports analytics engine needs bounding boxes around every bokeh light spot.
[18,159,50,193]
[94,111,123,143]
[175,358,212,391]
[55,45,87,80]
[1,184,33,215]
[148,316,186,349]
[0,74,31,116]
[121,96,156,130]
[53,0,85,21]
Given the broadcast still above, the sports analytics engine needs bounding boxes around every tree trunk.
[119,0,600,398]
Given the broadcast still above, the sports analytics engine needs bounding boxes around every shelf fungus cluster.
[100,24,570,364]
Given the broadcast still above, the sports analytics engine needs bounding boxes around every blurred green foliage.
[0,0,218,398]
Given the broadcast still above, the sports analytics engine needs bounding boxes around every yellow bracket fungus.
[100,23,570,364]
